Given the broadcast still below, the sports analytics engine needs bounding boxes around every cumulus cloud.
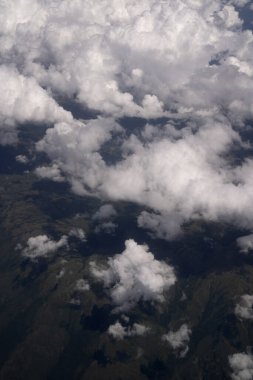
[75,278,90,292]
[90,239,176,312]
[235,295,253,320]
[69,228,86,242]
[0,65,72,144]
[229,352,253,380]
[2,0,253,240]
[92,204,117,221]
[162,324,191,358]
[15,155,29,164]
[35,163,65,182]
[237,234,253,253]
[93,204,118,234]
[108,321,150,340]
[22,234,68,260]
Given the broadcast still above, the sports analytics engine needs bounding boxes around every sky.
[1,0,253,241]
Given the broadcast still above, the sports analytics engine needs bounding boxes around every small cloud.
[22,234,68,261]
[237,234,253,253]
[235,294,253,320]
[162,324,191,358]
[229,352,253,380]
[69,228,86,242]
[92,204,117,221]
[94,221,117,234]
[108,321,150,340]
[15,155,28,164]
[35,163,65,182]
[90,239,176,312]
[75,278,90,292]
[56,268,65,279]
[93,204,118,234]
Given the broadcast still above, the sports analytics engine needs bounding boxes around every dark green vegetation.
[0,126,253,379]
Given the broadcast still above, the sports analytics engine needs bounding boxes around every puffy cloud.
[237,234,253,253]
[2,0,253,240]
[229,352,253,380]
[108,321,150,340]
[22,234,68,260]
[35,163,65,183]
[69,228,86,242]
[0,65,72,144]
[92,204,117,221]
[35,118,121,194]
[93,204,118,234]
[162,324,191,358]
[75,279,90,292]
[2,0,253,123]
[15,155,29,164]
[90,239,176,312]
[235,295,253,320]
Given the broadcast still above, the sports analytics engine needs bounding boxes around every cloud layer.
[2,0,253,239]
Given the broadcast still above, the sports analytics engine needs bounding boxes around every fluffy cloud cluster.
[235,295,253,320]
[162,324,191,358]
[108,321,150,340]
[22,234,68,260]
[2,0,253,239]
[90,239,176,312]
[237,234,253,253]
[229,352,253,380]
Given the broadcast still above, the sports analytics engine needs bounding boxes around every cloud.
[35,163,65,183]
[108,321,150,340]
[235,294,253,320]
[92,204,117,221]
[22,234,68,260]
[162,324,191,358]
[35,118,121,194]
[237,234,253,253]
[229,352,253,380]
[69,228,86,242]
[90,239,176,312]
[75,279,90,292]
[15,155,29,164]
[93,204,118,234]
[2,0,253,240]
[0,65,72,144]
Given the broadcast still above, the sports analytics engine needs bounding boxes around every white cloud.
[108,321,150,340]
[235,295,253,320]
[162,324,191,358]
[0,65,72,144]
[229,352,253,380]
[69,228,86,242]
[75,278,90,292]
[93,204,118,234]
[2,0,253,240]
[237,234,253,253]
[90,239,176,312]
[15,155,29,164]
[92,204,117,221]
[22,234,68,260]
[35,163,65,183]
